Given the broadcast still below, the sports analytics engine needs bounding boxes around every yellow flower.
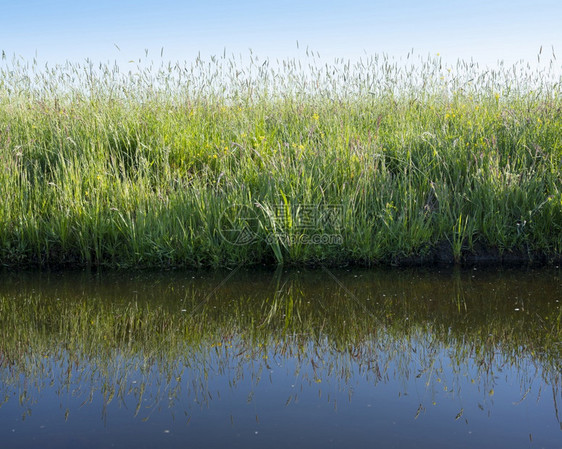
[312,113,319,121]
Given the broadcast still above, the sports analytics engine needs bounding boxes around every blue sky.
[1,0,561,68]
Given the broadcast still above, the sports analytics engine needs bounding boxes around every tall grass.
[1,52,561,267]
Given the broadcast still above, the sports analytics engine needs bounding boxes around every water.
[0,267,560,448]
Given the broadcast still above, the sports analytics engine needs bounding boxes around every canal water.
[0,267,560,448]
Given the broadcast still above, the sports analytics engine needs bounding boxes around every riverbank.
[1,55,561,268]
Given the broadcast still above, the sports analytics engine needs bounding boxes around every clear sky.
[1,0,561,69]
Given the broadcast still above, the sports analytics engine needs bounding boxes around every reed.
[1,52,561,267]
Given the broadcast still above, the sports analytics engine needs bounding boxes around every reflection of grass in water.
[0,276,560,423]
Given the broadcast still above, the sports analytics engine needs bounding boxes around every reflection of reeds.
[1,53,562,267]
[0,270,560,421]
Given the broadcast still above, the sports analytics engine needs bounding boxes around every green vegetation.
[1,53,562,267]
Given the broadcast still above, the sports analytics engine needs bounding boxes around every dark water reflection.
[0,267,561,448]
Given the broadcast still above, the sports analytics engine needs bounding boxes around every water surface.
[0,267,561,448]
